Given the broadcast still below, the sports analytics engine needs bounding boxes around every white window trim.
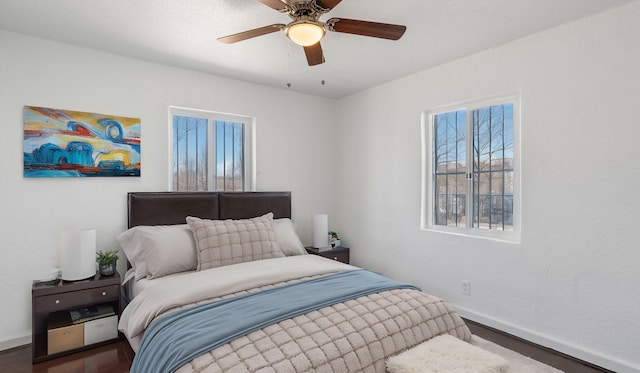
[420,92,521,243]
[168,106,256,191]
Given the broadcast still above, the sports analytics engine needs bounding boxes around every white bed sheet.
[123,267,196,301]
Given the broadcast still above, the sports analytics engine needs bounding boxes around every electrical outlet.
[461,280,471,296]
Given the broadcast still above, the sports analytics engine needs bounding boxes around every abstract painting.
[23,106,141,177]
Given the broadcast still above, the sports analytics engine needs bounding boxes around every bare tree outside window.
[472,104,514,231]
[434,110,467,227]
[216,120,244,191]
[173,116,207,191]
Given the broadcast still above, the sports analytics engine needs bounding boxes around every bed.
[117,191,471,373]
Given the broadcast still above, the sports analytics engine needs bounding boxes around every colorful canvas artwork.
[23,106,141,177]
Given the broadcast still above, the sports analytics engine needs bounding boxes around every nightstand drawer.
[325,252,349,263]
[306,247,350,264]
[35,285,120,312]
[48,323,83,355]
[84,315,118,345]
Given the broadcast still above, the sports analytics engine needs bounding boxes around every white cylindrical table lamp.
[312,214,329,248]
[60,229,97,281]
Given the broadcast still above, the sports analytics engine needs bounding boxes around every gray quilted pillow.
[186,213,285,270]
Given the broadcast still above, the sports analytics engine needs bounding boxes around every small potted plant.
[329,231,341,248]
[96,250,119,276]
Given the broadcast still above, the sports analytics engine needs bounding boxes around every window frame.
[168,106,256,192]
[421,93,521,243]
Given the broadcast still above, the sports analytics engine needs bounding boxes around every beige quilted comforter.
[119,255,471,373]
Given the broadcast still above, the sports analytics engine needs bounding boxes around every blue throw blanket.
[130,269,419,373]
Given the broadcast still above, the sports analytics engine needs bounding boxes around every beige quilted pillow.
[186,213,285,270]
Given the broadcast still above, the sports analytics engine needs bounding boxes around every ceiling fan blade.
[315,0,342,11]
[304,42,325,66]
[327,18,406,40]
[257,0,288,11]
[218,24,285,44]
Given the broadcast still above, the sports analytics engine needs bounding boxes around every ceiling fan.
[218,0,407,66]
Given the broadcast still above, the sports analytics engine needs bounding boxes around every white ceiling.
[0,0,633,98]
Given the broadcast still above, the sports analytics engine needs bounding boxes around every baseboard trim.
[455,306,639,373]
[0,335,30,352]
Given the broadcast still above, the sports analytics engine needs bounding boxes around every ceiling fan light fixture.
[286,21,325,46]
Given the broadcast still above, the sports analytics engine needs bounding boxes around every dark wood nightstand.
[305,246,350,264]
[31,272,121,363]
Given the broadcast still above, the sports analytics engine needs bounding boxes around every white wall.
[336,2,640,372]
[0,30,337,349]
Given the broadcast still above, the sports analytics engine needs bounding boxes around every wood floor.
[463,318,614,373]
[1,320,614,373]
[0,340,134,373]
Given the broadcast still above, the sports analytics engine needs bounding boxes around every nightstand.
[31,272,121,363]
[305,246,350,264]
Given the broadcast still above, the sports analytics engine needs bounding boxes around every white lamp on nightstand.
[60,229,97,281]
[312,214,329,249]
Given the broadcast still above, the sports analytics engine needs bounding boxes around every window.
[169,107,254,191]
[422,94,520,242]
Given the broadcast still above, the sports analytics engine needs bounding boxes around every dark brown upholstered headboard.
[127,192,291,228]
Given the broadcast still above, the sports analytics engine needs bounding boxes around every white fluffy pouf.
[386,334,509,373]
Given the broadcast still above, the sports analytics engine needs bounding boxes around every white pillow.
[186,213,284,271]
[116,228,147,281]
[272,218,306,256]
[116,224,197,280]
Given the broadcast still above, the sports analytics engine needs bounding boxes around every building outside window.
[169,107,254,192]
[422,94,520,242]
